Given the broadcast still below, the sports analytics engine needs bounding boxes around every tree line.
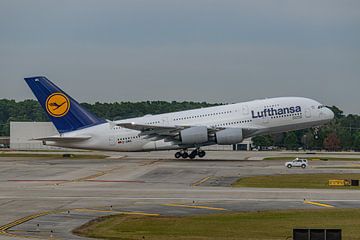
[0,99,217,136]
[1,99,359,151]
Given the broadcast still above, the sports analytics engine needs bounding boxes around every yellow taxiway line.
[304,200,335,208]
[0,210,63,239]
[54,166,123,185]
[0,210,62,232]
[73,208,160,217]
[163,203,227,211]
[192,176,212,186]
[0,208,159,239]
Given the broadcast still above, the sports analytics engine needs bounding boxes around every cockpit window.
[317,105,326,109]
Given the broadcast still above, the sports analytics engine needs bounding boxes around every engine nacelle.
[216,128,243,145]
[180,126,208,145]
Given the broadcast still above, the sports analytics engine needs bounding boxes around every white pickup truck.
[285,158,308,169]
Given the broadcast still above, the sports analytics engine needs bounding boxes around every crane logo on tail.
[46,93,70,117]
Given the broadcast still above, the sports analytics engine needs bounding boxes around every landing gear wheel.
[189,149,199,159]
[189,152,197,159]
[198,151,206,158]
[182,152,189,159]
[175,152,182,159]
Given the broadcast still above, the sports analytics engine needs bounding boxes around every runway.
[1,151,360,239]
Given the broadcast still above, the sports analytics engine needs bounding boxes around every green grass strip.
[233,173,360,189]
[74,209,360,240]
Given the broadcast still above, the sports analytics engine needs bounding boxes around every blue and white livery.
[25,76,334,159]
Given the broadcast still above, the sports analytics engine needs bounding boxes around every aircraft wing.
[117,122,260,139]
[33,136,92,142]
[117,123,190,137]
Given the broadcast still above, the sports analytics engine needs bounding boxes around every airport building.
[10,121,252,151]
[10,122,59,150]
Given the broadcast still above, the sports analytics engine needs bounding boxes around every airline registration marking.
[46,92,70,117]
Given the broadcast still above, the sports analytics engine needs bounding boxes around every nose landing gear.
[313,127,320,140]
[174,148,206,159]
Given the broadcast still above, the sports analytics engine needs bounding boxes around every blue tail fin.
[25,76,106,133]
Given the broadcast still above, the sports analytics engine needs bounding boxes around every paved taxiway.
[1,151,360,239]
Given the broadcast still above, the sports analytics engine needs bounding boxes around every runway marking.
[8,180,68,182]
[56,166,123,185]
[163,203,227,211]
[8,179,145,183]
[0,210,63,239]
[304,200,335,208]
[140,160,161,166]
[73,208,160,216]
[85,180,145,183]
[192,176,212,186]
[1,196,360,202]
[0,208,160,239]
[0,210,62,232]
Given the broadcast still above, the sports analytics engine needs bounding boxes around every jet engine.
[215,128,243,145]
[180,126,208,145]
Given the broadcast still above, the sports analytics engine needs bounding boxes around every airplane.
[25,76,334,159]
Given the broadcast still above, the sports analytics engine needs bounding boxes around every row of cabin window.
[214,119,252,127]
[173,111,233,121]
[264,104,280,108]
[270,112,302,119]
[145,121,161,125]
[118,136,141,141]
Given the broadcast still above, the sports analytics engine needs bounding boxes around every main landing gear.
[175,149,206,159]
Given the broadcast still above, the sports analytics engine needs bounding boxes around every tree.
[301,131,316,150]
[323,132,341,151]
[252,135,274,149]
[284,132,299,150]
[0,99,218,136]
[328,106,345,119]
[353,132,360,151]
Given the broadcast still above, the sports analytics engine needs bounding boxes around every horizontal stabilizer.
[33,136,91,142]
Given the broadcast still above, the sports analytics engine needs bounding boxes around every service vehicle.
[285,158,308,168]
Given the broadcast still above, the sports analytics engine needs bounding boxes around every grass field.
[232,173,360,189]
[74,209,360,240]
[0,152,107,159]
[263,156,360,161]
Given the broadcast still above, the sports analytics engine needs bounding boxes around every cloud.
[0,0,359,114]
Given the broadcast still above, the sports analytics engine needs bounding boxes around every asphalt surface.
[1,150,360,239]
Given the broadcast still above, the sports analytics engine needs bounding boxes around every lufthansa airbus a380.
[25,76,334,159]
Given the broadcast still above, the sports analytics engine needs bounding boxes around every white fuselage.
[47,97,334,152]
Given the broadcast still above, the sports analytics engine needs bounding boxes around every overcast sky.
[0,0,359,114]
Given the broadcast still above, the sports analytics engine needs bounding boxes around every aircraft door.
[109,136,116,146]
[162,117,169,126]
[242,105,249,115]
[305,109,311,118]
